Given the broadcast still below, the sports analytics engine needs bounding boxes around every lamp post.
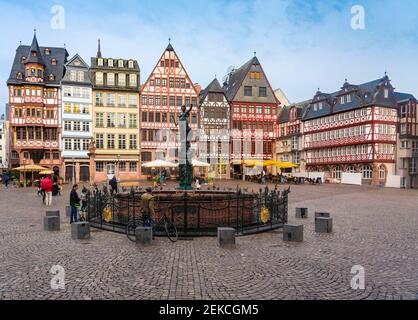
[117,154,120,180]
[72,157,75,185]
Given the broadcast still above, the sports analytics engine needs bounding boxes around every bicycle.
[126,209,178,243]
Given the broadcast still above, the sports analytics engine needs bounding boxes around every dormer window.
[16,72,23,80]
[98,58,103,66]
[37,69,43,78]
[21,56,26,63]
[31,51,37,57]
[51,59,57,65]
[49,74,55,81]
[118,60,124,68]
[128,60,134,68]
[108,59,113,67]
[384,89,389,98]
[44,48,51,55]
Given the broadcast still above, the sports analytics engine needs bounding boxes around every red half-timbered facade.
[7,32,68,176]
[140,43,200,177]
[302,75,409,185]
[223,56,279,172]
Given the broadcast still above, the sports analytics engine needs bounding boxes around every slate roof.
[278,100,311,124]
[302,75,412,121]
[395,92,416,103]
[199,78,225,104]
[25,34,45,65]
[223,56,260,101]
[7,35,68,86]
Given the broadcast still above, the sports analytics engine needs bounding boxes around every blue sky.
[1,0,418,115]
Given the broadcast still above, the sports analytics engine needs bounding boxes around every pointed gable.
[223,56,277,105]
[66,54,89,68]
[199,78,225,103]
[26,33,45,66]
[141,43,198,97]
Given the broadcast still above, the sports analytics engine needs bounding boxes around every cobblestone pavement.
[0,181,417,300]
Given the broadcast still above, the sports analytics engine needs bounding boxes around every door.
[79,166,90,182]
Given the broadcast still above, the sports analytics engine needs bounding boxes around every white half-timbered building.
[140,42,200,177]
[198,78,231,179]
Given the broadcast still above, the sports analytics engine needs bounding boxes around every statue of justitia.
[174,104,194,190]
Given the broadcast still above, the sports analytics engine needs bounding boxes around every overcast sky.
[1,0,418,115]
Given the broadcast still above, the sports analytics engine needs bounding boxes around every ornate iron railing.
[85,186,290,237]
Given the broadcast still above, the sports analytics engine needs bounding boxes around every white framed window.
[64,138,72,150]
[118,60,124,68]
[128,60,134,68]
[70,71,77,81]
[107,73,115,86]
[347,165,356,173]
[78,71,84,82]
[129,74,137,87]
[118,73,126,86]
[97,58,103,66]
[384,89,389,98]
[360,165,372,179]
[96,72,103,85]
[379,165,386,180]
[108,59,113,67]
[332,166,342,179]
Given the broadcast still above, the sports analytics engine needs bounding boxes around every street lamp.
[72,157,75,185]
[117,154,120,179]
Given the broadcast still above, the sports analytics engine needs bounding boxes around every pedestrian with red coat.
[41,176,53,206]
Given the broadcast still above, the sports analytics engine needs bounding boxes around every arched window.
[49,74,55,80]
[346,165,356,173]
[379,165,386,180]
[360,165,372,179]
[16,72,23,80]
[332,166,342,179]
[51,58,57,65]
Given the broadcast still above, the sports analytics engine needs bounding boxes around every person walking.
[141,187,155,227]
[70,184,80,224]
[109,175,118,195]
[2,174,9,188]
[41,176,53,206]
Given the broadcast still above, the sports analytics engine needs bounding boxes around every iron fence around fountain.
[85,186,290,237]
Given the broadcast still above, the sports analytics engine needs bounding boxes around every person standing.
[2,174,9,188]
[109,175,118,195]
[70,184,80,224]
[41,176,53,206]
[141,187,155,227]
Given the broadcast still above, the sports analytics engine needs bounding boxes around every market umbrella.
[39,170,55,175]
[13,165,50,187]
[191,159,210,167]
[141,160,178,168]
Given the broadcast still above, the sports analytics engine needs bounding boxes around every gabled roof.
[65,54,89,69]
[223,56,260,101]
[199,78,225,103]
[7,41,68,86]
[303,75,404,120]
[278,100,311,124]
[25,33,45,66]
[395,92,417,103]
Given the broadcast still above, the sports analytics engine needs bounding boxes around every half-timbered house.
[140,42,200,178]
[302,75,417,186]
[198,78,231,179]
[223,55,279,175]
[7,32,68,178]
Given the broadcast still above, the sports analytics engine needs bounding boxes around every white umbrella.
[141,160,178,168]
[191,159,210,167]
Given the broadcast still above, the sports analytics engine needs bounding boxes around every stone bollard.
[46,210,60,218]
[43,216,60,231]
[283,224,303,242]
[315,217,333,233]
[295,208,308,219]
[217,227,236,248]
[71,222,91,240]
[315,212,330,219]
[135,227,152,245]
[65,206,71,217]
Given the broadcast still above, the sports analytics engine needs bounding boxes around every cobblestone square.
[0,182,417,300]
